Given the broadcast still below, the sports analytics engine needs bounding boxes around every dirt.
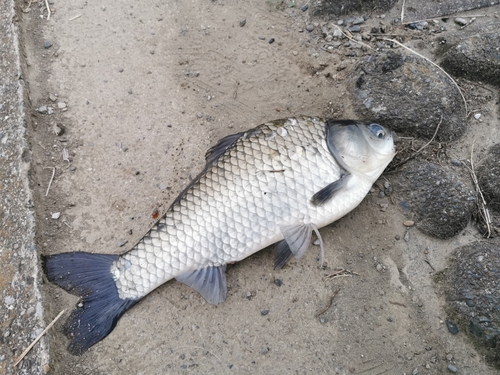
[18,0,500,374]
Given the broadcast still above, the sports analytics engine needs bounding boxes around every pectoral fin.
[176,265,227,305]
[310,173,351,206]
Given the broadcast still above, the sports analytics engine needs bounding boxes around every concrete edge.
[0,0,49,374]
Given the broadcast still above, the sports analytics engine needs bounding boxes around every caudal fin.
[44,252,139,355]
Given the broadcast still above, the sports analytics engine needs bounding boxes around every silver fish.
[45,117,396,355]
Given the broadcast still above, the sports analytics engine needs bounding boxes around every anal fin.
[176,266,227,305]
[274,223,326,269]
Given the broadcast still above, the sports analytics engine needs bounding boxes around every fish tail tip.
[44,252,138,355]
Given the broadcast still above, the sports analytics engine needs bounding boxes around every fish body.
[45,117,396,354]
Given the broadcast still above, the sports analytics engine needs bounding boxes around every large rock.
[349,52,467,141]
[438,24,500,87]
[310,0,397,16]
[392,161,474,239]
[440,240,500,368]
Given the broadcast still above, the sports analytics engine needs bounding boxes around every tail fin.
[44,252,139,355]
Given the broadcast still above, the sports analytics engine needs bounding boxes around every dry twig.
[387,115,442,171]
[332,25,375,51]
[464,142,492,237]
[69,14,82,21]
[315,288,341,318]
[44,0,51,20]
[383,38,467,116]
[401,0,406,23]
[14,309,67,367]
[324,268,360,280]
[22,0,33,13]
[44,167,55,196]
[402,14,488,25]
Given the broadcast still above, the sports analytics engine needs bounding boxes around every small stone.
[274,278,283,287]
[57,102,67,109]
[413,368,419,375]
[387,317,393,322]
[403,220,415,227]
[395,234,401,240]
[239,17,246,27]
[352,17,365,25]
[445,320,459,334]
[306,24,314,32]
[376,264,383,272]
[51,212,60,220]
[261,346,269,354]
[292,51,298,56]
[261,309,269,316]
[454,18,468,26]
[49,93,57,102]
[44,40,52,49]
[301,4,308,11]
[447,364,458,373]
[474,113,481,120]
[348,25,361,33]
[37,105,48,114]
[246,291,252,299]
[269,38,275,44]
[337,20,344,26]
[450,159,462,166]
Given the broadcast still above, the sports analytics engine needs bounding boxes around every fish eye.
[369,123,385,139]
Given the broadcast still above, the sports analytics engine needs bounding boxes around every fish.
[44,117,397,355]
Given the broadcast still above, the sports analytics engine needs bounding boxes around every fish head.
[326,121,397,181]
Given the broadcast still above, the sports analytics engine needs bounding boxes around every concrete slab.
[0,0,48,374]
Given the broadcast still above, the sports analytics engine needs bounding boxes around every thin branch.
[402,14,488,25]
[383,38,467,116]
[401,0,406,23]
[387,115,442,171]
[44,167,55,196]
[332,25,375,51]
[14,309,67,367]
[44,0,51,20]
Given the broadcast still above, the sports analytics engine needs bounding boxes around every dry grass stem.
[332,25,375,51]
[324,268,360,280]
[44,167,55,196]
[69,14,82,21]
[315,288,341,318]
[464,142,492,237]
[14,309,67,367]
[44,0,51,20]
[22,0,33,13]
[402,14,487,25]
[388,115,442,171]
[383,38,467,116]
[401,0,406,23]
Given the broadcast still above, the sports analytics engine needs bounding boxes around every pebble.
[474,113,481,120]
[51,212,60,219]
[37,105,48,114]
[57,102,67,109]
[239,17,246,27]
[454,18,468,26]
[44,40,52,49]
[269,38,275,44]
[445,320,459,334]
[348,25,361,33]
[261,309,269,316]
[403,220,415,227]
[413,368,419,375]
[447,364,458,373]
[337,20,344,26]
[260,346,269,354]
[306,24,314,32]
[352,17,365,25]
[274,278,283,287]
[450,159,462,166]
[301,4,308,12]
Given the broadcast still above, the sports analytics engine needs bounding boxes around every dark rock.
[348,25,361,33]
[274,278,283,287]
[349,52,466,141]
[310,0,397,17]
[392,161,474,239]
[44,40,52,49]
[440,240,500,368]
[438,24,500,87]
[301,4,309,11]
[446,320,459,334]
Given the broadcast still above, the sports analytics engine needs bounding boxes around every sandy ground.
[19,0,500,374]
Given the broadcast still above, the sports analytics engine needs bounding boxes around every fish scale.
[113,117,360,299]
[44,116,396,355]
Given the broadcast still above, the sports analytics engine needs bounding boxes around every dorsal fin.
[204,131,246,165]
